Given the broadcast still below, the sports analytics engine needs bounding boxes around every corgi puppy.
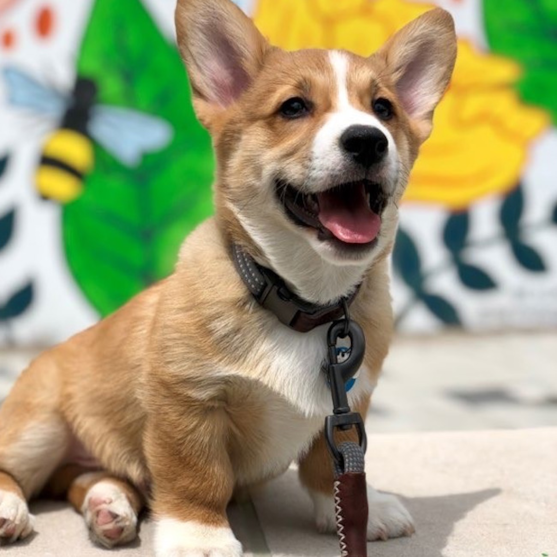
[0,0,456,554]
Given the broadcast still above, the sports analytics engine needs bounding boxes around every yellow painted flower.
[254,0,550,210]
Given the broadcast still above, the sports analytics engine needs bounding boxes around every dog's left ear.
[377,8,457,141]
[175,0,269,128]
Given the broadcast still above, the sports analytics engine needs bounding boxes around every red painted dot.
[1,28,15,49]
[36,5,54,38]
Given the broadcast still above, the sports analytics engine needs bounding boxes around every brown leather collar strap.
[232,244,360,333]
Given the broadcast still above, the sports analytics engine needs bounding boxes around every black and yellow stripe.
[36,128,93,203]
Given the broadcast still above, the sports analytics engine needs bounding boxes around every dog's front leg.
[145,408,242,557]
[298,396,415,542]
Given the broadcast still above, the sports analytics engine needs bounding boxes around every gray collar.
[232,244,359,333]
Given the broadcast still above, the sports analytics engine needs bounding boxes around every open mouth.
[276,179,388,247]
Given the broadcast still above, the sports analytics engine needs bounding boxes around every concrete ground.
[1,332,556,556]
[371,331,557,433]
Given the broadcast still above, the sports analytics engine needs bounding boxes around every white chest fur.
[231,322,375,485]
[255,323,375,416]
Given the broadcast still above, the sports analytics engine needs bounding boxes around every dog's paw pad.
[367,489,415,541]
[0,490,35,543]
[83,482,137,548]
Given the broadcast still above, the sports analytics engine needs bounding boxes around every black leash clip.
[324,318,368,467]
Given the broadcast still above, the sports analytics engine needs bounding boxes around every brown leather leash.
[232,244,369,557]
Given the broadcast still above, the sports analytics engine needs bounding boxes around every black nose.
[340,125,388,167]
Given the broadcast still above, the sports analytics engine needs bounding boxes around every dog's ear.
[377,8,457,141]
[175,0,269,127]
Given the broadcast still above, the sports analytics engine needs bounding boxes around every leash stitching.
[334,480,348,557]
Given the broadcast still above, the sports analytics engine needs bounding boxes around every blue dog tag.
[334,346,359,392]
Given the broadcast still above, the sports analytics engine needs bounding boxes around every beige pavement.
[371,332,557,432]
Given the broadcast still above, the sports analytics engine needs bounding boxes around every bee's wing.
[88,106,173,167]
[2,66,66,118]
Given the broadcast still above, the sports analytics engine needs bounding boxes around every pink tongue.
[317,184,381,244]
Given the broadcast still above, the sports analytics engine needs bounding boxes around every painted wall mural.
[0,0,556,347]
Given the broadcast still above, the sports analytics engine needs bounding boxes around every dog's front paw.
[0,489,35,543]
[366,488,414,541]
[154,518,243,557]
[310,485,414,541]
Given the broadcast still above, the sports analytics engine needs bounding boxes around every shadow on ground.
[253,468,500,557]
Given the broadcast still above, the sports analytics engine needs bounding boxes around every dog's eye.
[372,98,394,121]
[279,97,309,119]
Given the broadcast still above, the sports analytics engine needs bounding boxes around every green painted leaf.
[421,293,461,326]
[63,0,214,316]
[0,282,34,320]
[500,185,523,238]
[457,262,497,291]
[0,208,15,251]
[392,228,423,291]
[484,0,557,123]
[443,211,469,254]
[511,240,546,272]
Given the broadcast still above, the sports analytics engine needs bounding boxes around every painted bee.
[2,66,173,203]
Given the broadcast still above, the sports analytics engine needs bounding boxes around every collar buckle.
[257,278,299,329]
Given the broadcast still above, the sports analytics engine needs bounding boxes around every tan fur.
[0,0,456,551]
[0,472,23,499]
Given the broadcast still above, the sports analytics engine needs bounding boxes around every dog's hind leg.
[48,466,144,548]
[0,354,70,543]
